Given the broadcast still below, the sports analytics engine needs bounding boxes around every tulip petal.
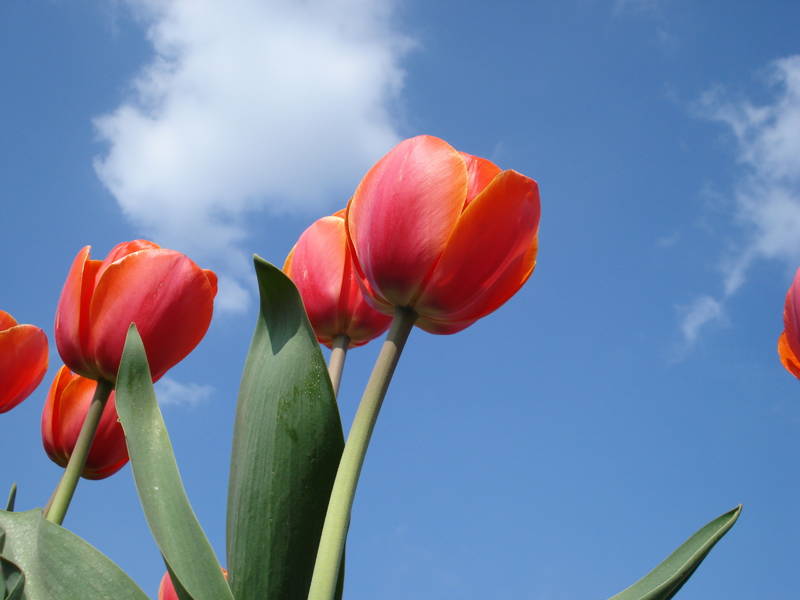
[55,246,102,379]
[348,135,468,306]
[95,240,161,284]
[285,216,349,346]
[0,310,17,330]
[0,323,48,413]
[41,366,75,465]
[414,170,540,325]
[778,331,800,379]
[88,250,216,382]
[784,269,800,361]
[460,152,502,207]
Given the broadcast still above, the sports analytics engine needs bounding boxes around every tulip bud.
[346,135,540,334]
[42,366,128,480]
[55,240,217,383]
[0,310,48,413]
[284,211,391,348]
[158,568,228,600]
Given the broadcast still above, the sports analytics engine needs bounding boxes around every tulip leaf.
[226,256,345,600]
[4,486,15,513]
[608,505,741,600]
[0,509,146,599]
[116,325,233,600]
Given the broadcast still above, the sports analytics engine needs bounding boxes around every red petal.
[778,332,800,379]
[347,135,468,306]
[95,240,161,284]
[55,246,102,378]
[414,170,540,326]
[460,152,501,207]
[0,310,17,331]
[784,269,800,361]
[88,249,216,382]
[0,324,48,413]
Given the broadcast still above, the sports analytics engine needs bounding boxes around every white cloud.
[155,377,214,408]
[681,55,800,346]
[94,0,410,313]
[678,295,724,346]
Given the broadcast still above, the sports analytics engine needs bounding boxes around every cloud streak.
[680,56,800,346]
[94,0,410,312]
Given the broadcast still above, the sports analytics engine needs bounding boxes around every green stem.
[307,307,416,600]
[328,335,350,397]
[44,379,113,525]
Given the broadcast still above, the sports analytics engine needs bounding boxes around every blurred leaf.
[0,509,146,599]
[116,325,232,600]
[226,256,344,600]
[1,555,24,600]
[4,486,15,512]
[608,505,742,600]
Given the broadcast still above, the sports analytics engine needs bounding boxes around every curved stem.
[307,307,416,600]
[328,335,350,397]
[44,379,113,525]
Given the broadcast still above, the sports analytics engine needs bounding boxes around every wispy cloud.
[680,55,800,347]
[94,0,411,313]
[155,377,214,408]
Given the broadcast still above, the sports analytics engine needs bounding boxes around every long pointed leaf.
[226,256,344,600]
[0,509,146,600]
[608,505,741,600]
[116,325,232,600]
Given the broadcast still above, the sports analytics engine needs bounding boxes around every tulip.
[284,210,391,349]
[158,568,227,600]
[0,310,48,413]
[346,135,540,334]
[55,240,217,383]
[779,268,800,379]
[42,366,128,480]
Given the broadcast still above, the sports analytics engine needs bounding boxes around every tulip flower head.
[42,366,128,480]
[0,310,48,413]
[346,135,541,333]
[55,240,217,383]
[285,211,391,348]
[779,268,800,379]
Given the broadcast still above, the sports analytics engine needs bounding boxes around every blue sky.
[3,1,800,598]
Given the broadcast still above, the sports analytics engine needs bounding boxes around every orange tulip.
[779,268,800,379]
[158,568,227,600]
[42,366,128,480]
[284,211,391,348]
[346,135,540,333]
[55,240,217,383]
[0,310,48,413]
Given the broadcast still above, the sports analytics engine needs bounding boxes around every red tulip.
[158,568,227,600]
[284,210,391,348]
[0,310,48,413]
[346,135,540,333]
[42,366,128,480]
[55,240,217,383]
[779,268,800,379]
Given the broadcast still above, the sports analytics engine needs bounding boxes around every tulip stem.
[328,335,350,397]
[307,307,416,600]
[44,379,113,525]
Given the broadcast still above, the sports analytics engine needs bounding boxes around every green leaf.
[1,555,24,600]
[116,325,232,600]
[4,486,16,513]
[0,509,146,600]
[608,505,742,600]
[226,256,344,600]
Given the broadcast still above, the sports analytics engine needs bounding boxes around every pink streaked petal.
[460,152,502,208]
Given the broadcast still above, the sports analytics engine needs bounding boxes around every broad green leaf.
[116,326,232,600]
[0,509,146,600]
[226,257,344,600]
[608,505,741,600]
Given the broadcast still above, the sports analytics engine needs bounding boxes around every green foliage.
[116,325,233,600]
[608,505,742,600]
[0,510,146,600]
[226,257,344,600]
